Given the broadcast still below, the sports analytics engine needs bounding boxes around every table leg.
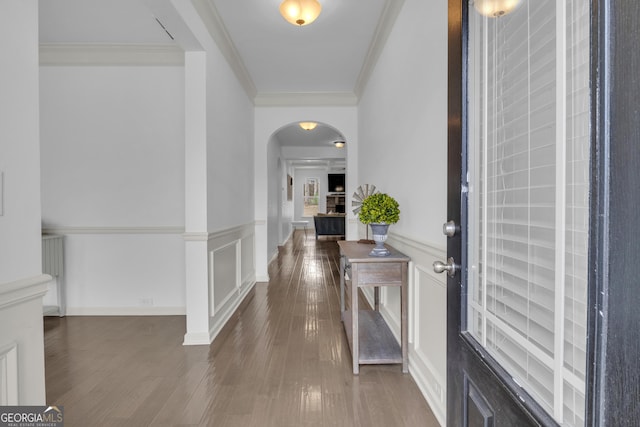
[374,286,380,311]
[401,262,408,373]
[351,264,359,375]
[340,255,345,318]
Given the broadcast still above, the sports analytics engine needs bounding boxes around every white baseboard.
[183,332,211,346]
[410,344,446,426]
[65,306,186,316]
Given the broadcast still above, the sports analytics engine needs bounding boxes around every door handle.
[433,257,458,278]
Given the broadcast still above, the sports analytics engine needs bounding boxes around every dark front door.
[443,1,596,425]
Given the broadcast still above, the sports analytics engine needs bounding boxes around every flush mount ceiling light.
[334,140,345,148]
[473,0,522,17]
[279,0,322,26]
[299,122,318,131]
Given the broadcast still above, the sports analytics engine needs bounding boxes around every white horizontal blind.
[466,0,589,425]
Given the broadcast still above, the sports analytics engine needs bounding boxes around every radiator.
[42,235,65,316]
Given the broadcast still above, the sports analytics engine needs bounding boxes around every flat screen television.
[328,174,345,193]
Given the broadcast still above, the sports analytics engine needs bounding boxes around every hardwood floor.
[44,231,439,426]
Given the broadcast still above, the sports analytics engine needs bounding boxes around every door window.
[466,1,590,424]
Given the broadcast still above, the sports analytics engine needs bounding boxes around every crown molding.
[354,0,405,98]
[254,91,358,107]
[39,43,184,66]
[192,0,257,99]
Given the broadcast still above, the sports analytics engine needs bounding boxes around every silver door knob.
[433,257,458,277]
[442,220,457,237]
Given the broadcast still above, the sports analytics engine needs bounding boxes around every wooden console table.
[338,240,409,374]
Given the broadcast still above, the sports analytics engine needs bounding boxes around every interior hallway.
[44,231,438,426]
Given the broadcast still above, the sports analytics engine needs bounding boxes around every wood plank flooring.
[44,231,439,426]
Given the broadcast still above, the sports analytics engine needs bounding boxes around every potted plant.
[358,193,400,256]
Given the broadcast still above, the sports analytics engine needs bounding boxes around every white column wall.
[175,1,256,344]
[0,0,47,405]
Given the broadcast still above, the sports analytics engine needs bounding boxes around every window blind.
[467,0,590,425]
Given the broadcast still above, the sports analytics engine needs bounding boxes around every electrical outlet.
[140,298,154,306]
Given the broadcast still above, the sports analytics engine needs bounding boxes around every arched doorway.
[265,121,348,263]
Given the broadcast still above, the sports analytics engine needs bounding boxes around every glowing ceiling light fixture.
[299,122,318,131]
[334,140,345,148]
[279,0,322,26]
[472,0,523,17]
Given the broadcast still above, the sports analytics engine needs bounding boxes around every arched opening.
[266,121,347,260]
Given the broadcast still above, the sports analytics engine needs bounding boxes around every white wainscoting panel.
[0,275,50,404]
[210,241,238,316]
[241,234,255,287]
[0,343,18,405]
[411,265,447,425]
[205,223,256,343]
[385,233,447,427]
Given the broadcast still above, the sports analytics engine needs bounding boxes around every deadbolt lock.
[442,220,457,237]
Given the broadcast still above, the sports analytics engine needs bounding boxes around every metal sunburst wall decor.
[352,184,378,243]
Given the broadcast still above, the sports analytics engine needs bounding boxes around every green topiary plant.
[358,193,400,224]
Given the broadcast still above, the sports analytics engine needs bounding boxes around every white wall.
[357,0,448,424]
[281,162,294,240]
[0,0,47,405]
[39,65,186,314]
[204,55,255,232]
[0,3,42,285]
[265,137,282,262]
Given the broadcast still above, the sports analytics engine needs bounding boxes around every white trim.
[65,306,186,316]
[236,240,242,290]
[208,222,255,241]
[183,232,209,241]
[42,226,184,235]
[208,250,216,317]
[0,343,18,406]
[387,231,446,259]
[409,343,446,426]
[189,223,256,249]
[354,0,406,98]
[39,43,184,66]
[191,0,256,99]
[207,280,255,343]
[183,331,211,345]
[254,91,358,106]
[0,275,50,310]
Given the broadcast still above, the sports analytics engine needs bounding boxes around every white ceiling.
[38,0,402,163]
